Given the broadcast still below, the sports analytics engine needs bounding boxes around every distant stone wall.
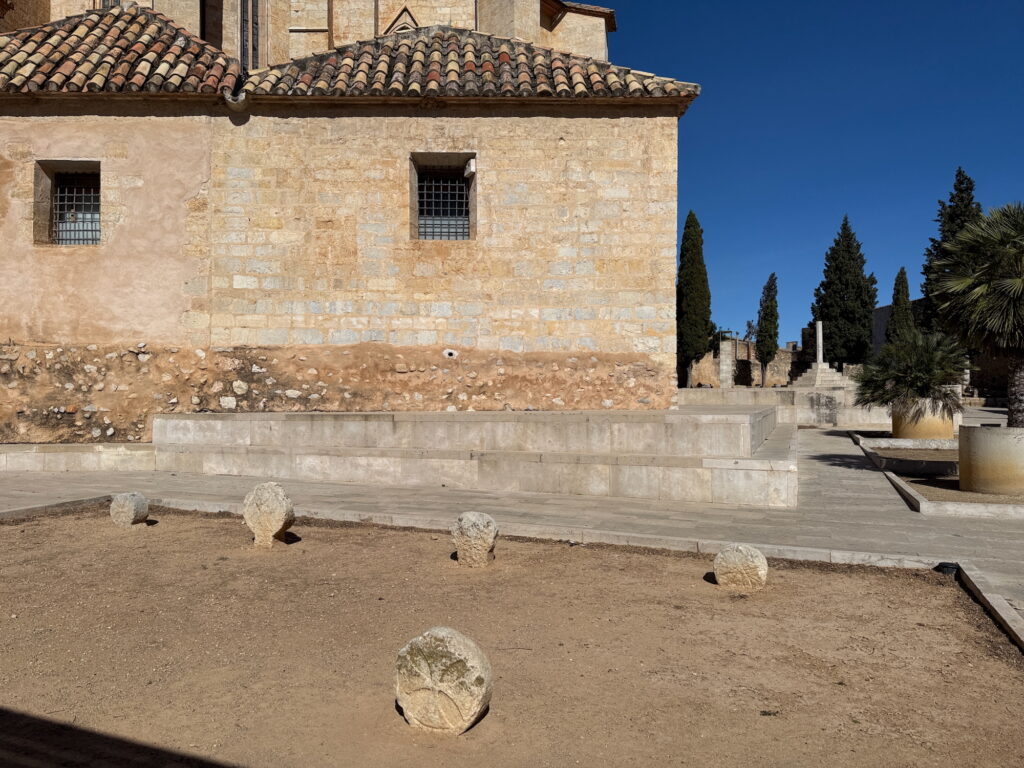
[690,341,796,388]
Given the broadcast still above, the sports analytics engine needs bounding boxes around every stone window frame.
[33,160,102,247]
[409,152,477,242]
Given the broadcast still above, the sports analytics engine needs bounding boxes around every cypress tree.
[885,267,916,343]
[676,211,712,387]
[920,168,982,330]
[755,273,779,387]
[810,216,878,366]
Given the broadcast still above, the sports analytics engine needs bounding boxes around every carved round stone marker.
[242,482,295,549]
[713,544,769,591]
[451,511,498,567]
[110,492,149,529]
[395,627,493,735]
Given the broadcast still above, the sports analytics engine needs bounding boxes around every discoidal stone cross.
[713,544,769,591]
[242,482,295,548]
[451,511,498,567]
[395,627,493,735]
[110,492,149,528]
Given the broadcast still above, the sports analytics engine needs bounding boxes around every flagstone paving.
[2,426,1022,622]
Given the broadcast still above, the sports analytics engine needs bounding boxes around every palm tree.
[853,331,967,427]
[934,202,1024,427]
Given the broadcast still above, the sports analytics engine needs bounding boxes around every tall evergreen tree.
[920,168,982,330]
[676,211,712,387]
[810,216,878,366]
[755,273,779,387]
[885,267,916,343]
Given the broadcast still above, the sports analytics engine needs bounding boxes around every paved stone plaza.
[3,423,1022,624]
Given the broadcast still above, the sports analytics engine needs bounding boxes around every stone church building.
[0,0,699,443]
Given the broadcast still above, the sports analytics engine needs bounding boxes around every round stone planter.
[960,426,1024,495]
[892,409,955,440]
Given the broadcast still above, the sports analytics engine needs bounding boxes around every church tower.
[1,0,615,64]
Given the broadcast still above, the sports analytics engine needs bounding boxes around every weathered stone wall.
[0,342,666,443]
[202,104,678,366]
[0,108,213,345]
[690,342,796,388]
[0,101,679,441]
[378,0,475,31]
[154,0,200,36]
[330,0,376,45]
[536,11,607,60]
[0,0,51,33]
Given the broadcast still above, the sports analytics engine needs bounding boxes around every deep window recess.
[51,172,101,246]
[240,0,260,68]
[417,169,471,240]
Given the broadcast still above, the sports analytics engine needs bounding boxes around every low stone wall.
[675,387,890,428]
[0,342,671,444]
[149,410,796,507]
[154,408,777,460]
[0,443,154,472]
[0,409,798,507]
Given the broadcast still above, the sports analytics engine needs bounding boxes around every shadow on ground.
[805,453,877,470]
[0,707,234,767]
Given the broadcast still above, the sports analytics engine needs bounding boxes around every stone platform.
[0,407,798,508]
[150,408,796,508]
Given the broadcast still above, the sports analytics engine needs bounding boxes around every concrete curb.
[2,494,1021,654]
[885,471,1024,520]
[958,562,1024,650]
[0,495,112,521]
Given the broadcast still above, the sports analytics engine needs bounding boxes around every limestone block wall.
[154,0,201,37]
[537,12,607,60]
[329,0,376,45]
[0,102,680,442]
[202,104,678,375]
[377,0,475,31]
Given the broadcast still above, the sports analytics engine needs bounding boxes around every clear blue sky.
[608,0,1024,343]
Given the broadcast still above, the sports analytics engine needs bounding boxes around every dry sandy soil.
[2,504,1023,768]
[876,448,959,463]
[905,477,1024,506]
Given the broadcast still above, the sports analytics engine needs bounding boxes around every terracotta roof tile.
[242,27,699,106]
[0,2,240,94]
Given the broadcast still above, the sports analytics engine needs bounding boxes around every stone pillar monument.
[719,338,735,389]
[791,321,849,388]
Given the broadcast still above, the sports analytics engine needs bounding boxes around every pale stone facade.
[0,2,697,442]
[1,0,612,62]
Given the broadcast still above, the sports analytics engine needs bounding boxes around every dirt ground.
[2,504,1023,768]
[905,477,1024,506]
[876,448,959,462]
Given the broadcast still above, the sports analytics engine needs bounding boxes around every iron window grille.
[417,169,471,240]
[51,172,101,246]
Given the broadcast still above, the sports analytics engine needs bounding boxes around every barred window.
[51,172,101,246]
[417,169,471,241]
